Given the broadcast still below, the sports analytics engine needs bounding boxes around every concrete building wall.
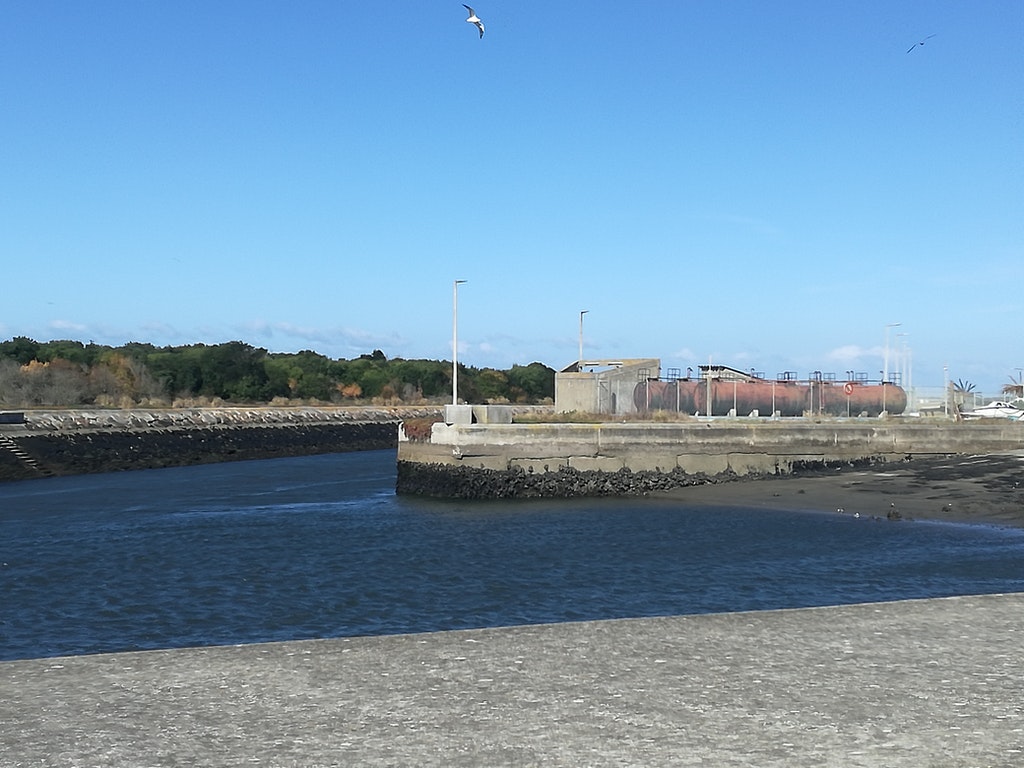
[555,359,659,415]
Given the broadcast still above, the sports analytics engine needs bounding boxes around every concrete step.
[0,434,54,477]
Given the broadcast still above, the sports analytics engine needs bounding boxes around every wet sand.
[659,452,1024,528]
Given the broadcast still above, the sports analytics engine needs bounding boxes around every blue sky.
[1,1,1021,393]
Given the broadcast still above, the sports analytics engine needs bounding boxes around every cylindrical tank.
[633,379,702,413]
[633,379,907,417]
[633,380,668,411]
[702,379,810,416]
[820,382,907,417]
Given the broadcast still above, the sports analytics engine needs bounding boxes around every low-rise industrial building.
[555,359,660,415]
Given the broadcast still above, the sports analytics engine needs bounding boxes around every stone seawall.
[396,458,751,499]
[396,418,1024,499]
[0,407,441,482]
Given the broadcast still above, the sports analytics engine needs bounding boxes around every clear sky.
[2,1,1021,393]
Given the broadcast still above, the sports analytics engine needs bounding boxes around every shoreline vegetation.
[0,338,555,409]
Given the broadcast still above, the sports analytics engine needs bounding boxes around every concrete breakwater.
[396,417,1024,498]
[0,406,441,482]
[4,594,1021,766]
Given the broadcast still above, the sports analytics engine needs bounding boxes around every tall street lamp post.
[895,332,907,385]
[896,332,911,408]
[578,310,588,371]
[452,279,466,405]
[883,322,901,384]
[944,365,949,417]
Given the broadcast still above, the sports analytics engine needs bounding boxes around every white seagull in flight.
[906,34,936,53]
[463,5,484,38]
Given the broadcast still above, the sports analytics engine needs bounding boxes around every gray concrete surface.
[3,594,1023,767]
[402,419,1024,481]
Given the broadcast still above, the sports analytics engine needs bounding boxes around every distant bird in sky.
[463,5,484,38]
[906,34,936,53]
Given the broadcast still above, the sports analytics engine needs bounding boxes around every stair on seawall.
[0,434,55,477]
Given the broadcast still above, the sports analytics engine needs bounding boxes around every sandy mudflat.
[658,452,1024,528]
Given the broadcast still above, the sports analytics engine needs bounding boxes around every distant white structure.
[959,401,1024,420]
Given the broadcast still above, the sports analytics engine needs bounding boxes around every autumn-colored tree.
[19,359,88,405]
[338,382,362,399]
[90,351,165,403]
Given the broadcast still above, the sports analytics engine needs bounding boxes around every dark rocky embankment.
[396,460,728,499]
[396,450,924,500]
[0,407,440,482]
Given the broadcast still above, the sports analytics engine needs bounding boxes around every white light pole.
[578,310,589,370]
[883,322,901,384]
[943,365,949,417]
[895,332,912,409]
[906,344,913,409]
[895,332,906,385]
[452,279,466,405]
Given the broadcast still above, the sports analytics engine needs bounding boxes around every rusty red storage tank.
[634,379,907,416]
[633,380,670,411]
[700,379,809,416]
[634,379,808,416]
[633,380,700,413]
[820,382,907,416]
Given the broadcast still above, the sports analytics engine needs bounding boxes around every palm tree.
[951,378,976,407]
[953,378,975,394]
[1001,373,1024,402]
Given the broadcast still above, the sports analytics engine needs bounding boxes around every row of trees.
[0,338,555,408]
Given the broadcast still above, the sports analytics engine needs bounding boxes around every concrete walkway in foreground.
[3,594,1023,767]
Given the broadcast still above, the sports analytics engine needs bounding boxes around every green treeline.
[0,337,555,408]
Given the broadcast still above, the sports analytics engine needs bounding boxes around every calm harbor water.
[2,449,1023,661]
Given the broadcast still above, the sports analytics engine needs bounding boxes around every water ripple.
[2,450,1022,660]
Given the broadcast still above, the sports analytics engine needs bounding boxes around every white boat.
[960,401,1024,420]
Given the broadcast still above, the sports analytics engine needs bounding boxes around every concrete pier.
[398,419,1024,497]
[3,593,1022,766]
